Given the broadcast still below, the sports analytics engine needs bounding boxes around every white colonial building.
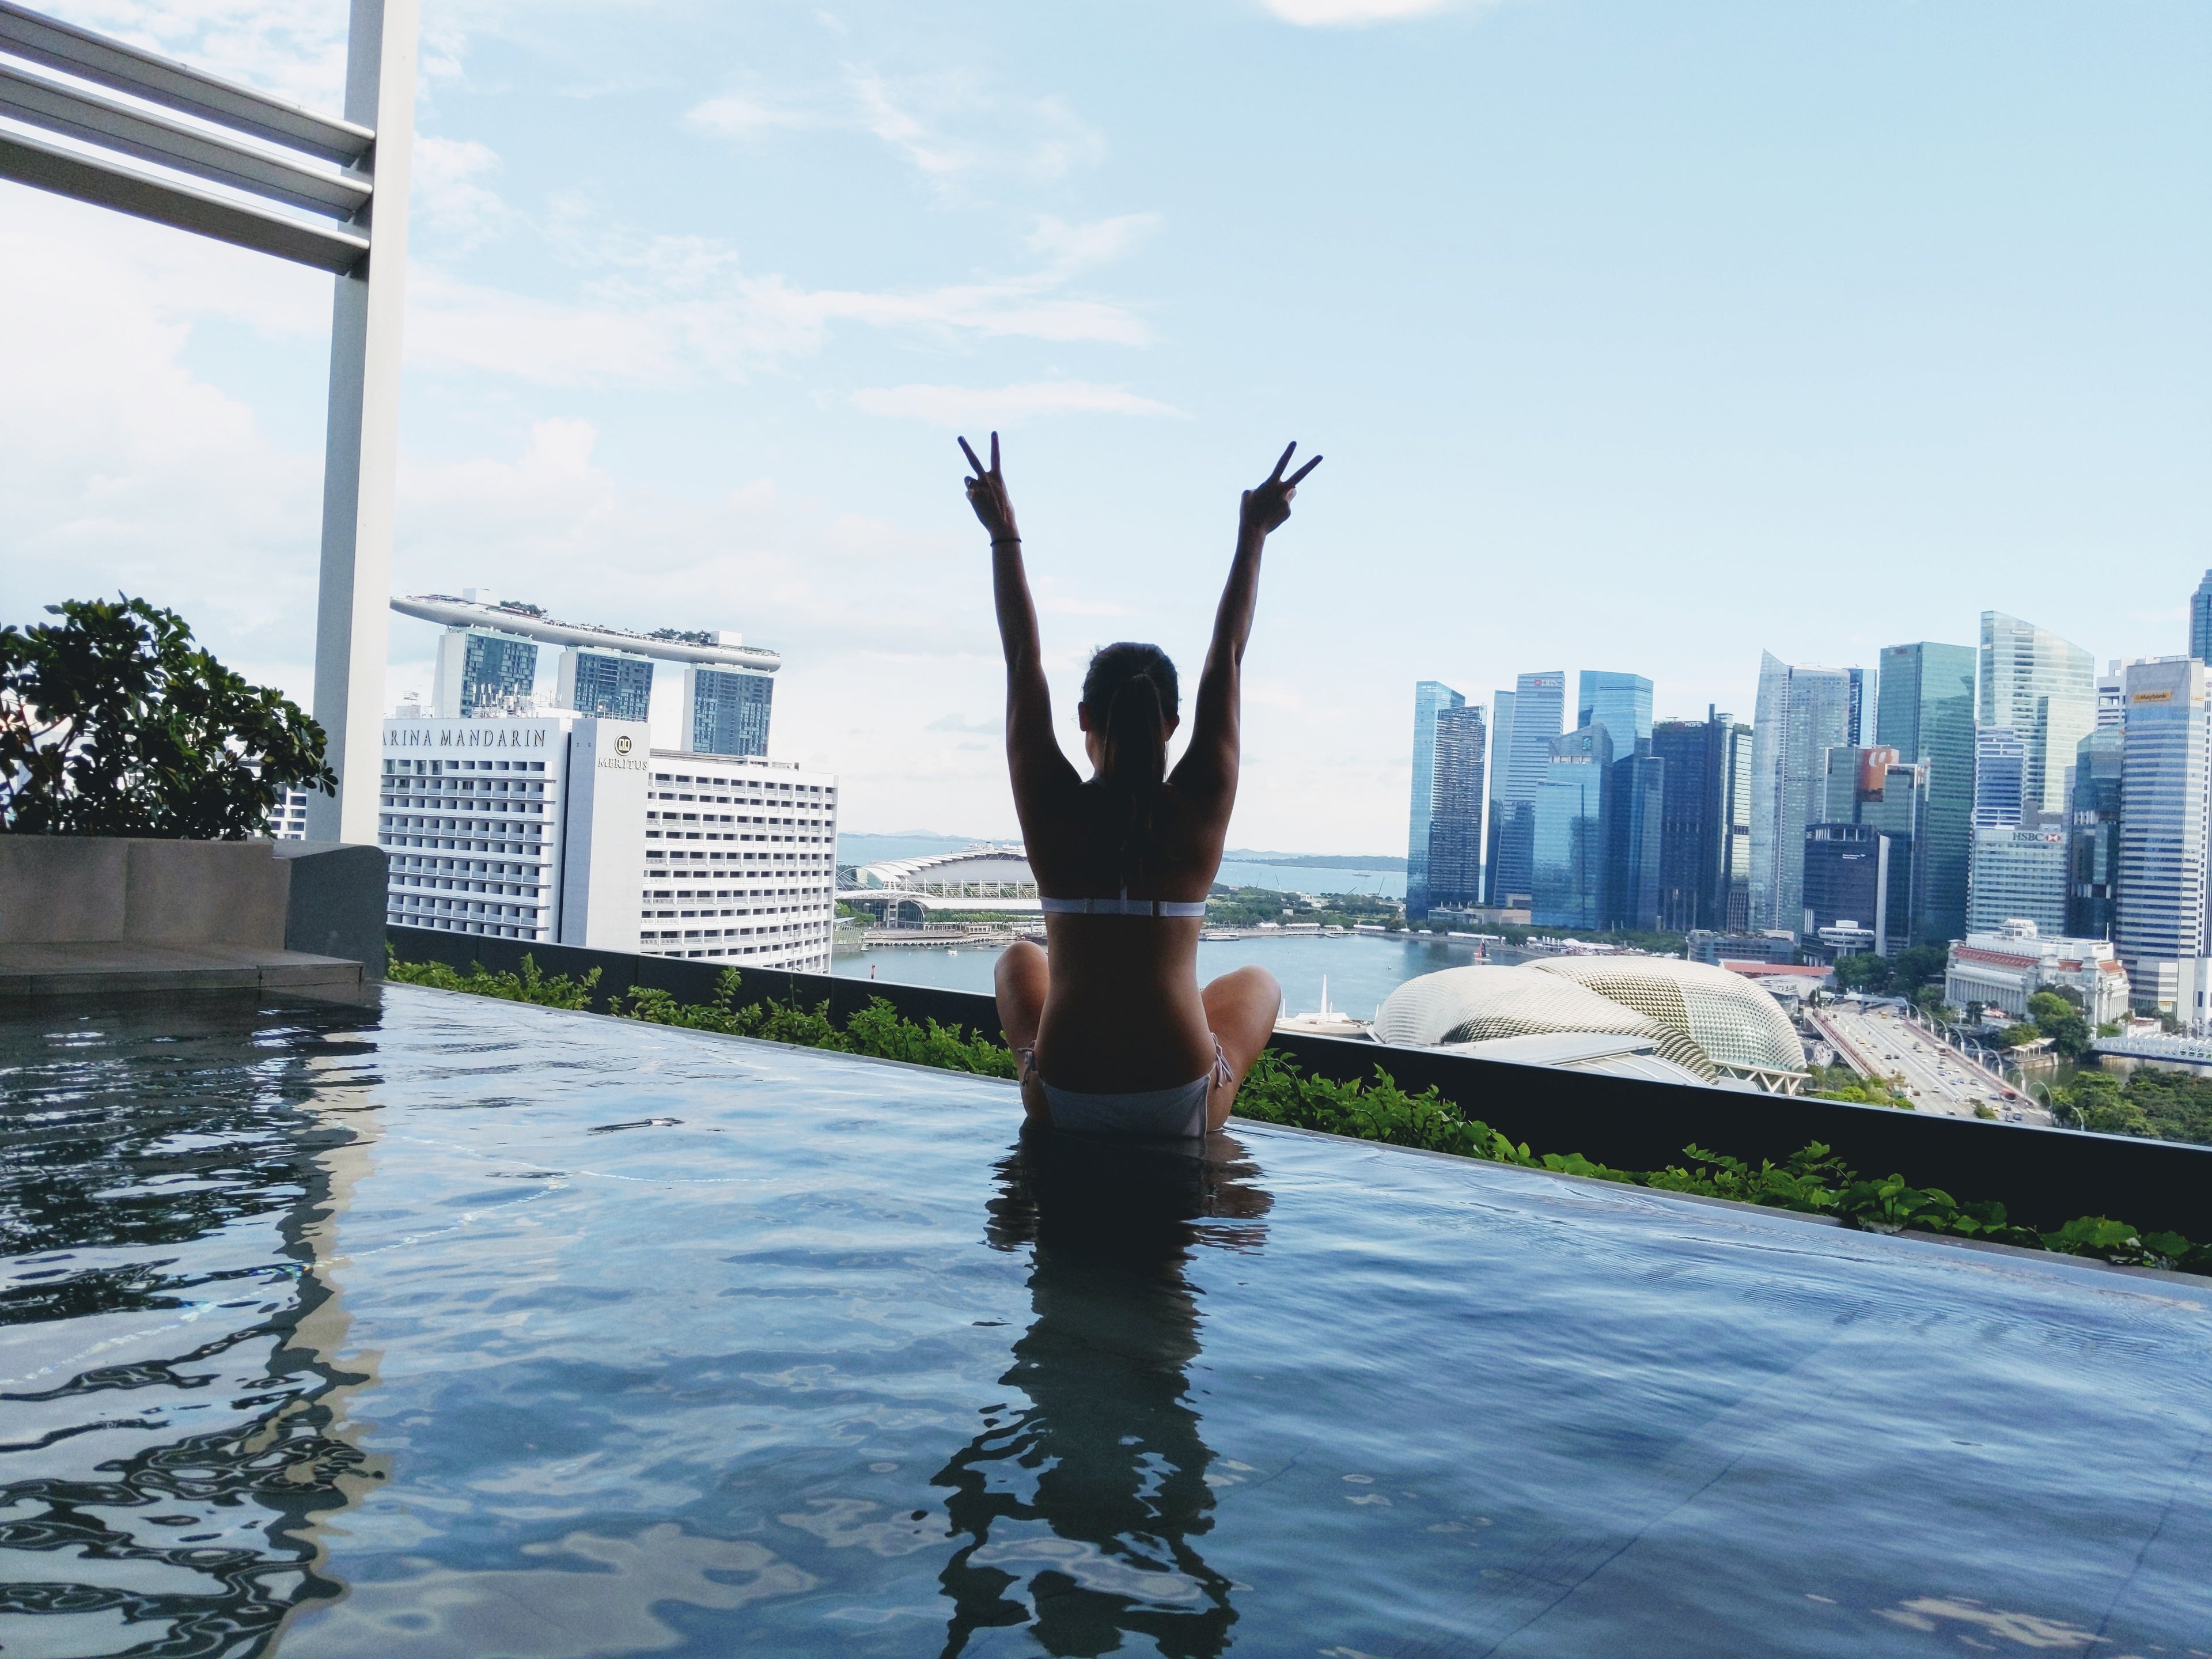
[1944,919,2130,1028]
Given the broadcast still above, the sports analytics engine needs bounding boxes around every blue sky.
[2,0,2206,849]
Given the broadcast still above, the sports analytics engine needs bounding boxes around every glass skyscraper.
[1530,725,1610,930]
[2192,571,2212,665]
[1876,641,1975,944]
[1808,745,1927,952]
[1404,681,1465,919]
[1972,728,2027,828]
[1580,671,1658,931]
[1577,671,1653,756]
[1481,690,1516,907]
[2067,726,2123,940]
[1748,652,1859,937]
[1490,671,1566,910]
[1652,708,1752,933]
[2115,656,2211,985]
[1979,610,2096,820]
[1425,704,1487,909]
[685,666,774,757]
[1967,827,2069,937]
[560,649,656,722]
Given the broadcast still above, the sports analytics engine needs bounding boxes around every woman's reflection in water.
[934,1126,1272,1658]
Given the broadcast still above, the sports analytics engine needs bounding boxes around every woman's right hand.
[960,432,1020,543]
[1240,441,1323,539]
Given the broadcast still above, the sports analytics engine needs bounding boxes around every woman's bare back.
[962,434,1321,1105]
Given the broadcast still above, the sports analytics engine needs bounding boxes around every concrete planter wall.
[1,836,388,993]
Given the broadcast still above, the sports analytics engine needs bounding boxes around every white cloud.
[683,95,816,139]
[399,210,1158,387]
[410,136,516,247]
[0,188,328,694]
[683,66,1105,186]
[1260,0,1465,23]
[853,380,1189,425]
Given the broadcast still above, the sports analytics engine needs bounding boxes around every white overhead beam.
[0,0,370,163]
[0,59,370,218]
[0,123,368,271]
[306,0,415,846]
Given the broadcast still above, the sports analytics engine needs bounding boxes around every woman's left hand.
[960,432,1021,543]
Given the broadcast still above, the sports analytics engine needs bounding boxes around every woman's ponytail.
[1083,642,1180,890]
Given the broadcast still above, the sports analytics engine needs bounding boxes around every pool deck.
[0,939,364,998]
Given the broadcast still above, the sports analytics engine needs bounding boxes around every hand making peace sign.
[1239,441,1323,538]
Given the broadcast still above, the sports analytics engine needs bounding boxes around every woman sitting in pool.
[960,432,1322,1137]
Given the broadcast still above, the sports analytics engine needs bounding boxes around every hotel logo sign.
[384,724,549,749]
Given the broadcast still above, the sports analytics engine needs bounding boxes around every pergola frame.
[0,0,415,844]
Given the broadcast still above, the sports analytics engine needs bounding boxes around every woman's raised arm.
[962,433,1076,803]
[1173,442,1322,803]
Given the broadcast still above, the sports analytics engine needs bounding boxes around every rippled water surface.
[4,987,2210,1657]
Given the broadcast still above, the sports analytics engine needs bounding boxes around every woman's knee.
[995,938,1047,993]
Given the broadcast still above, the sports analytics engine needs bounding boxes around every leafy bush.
[2,597,335,838]
[387,952,601,1010]
[388,953,2210,1278]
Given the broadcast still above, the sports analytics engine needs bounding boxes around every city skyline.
[3,0,2203,850]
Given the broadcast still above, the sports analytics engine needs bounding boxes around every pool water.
[3,987,2209,1657]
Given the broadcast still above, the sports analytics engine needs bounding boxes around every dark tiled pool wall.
[390,926,2212,1240]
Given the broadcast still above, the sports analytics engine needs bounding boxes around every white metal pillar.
[309,0,416,844]
[0,0,415,846]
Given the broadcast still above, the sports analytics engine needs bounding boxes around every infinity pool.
[3,987,2208,1657]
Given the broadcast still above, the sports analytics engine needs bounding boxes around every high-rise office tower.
[1608,745,1664,932]
[560,648,656,722]
[1404,681,1466,919]
[2067,726,2123,940]
[1748,652,1859,937]
[1972,728,2028,828]
[1652,717,1711,931]
[685,666,775,758]
[2192,572,2212,665]
[1875,642,1975,944]
[1489,671,1566,908]
[1967,826,2069,937]
[433,628,540,718]
[1804,746,1927,953]
[2114,657,2211,994]
[1577,672,1653,755]
[1481,690,1517,906]
[2096,661,2126,731]
[1531,724,1611,930]
[1580,671,1659,932]
[1654,709,1755,933]
[1980,610,2096,819]
[1425,704,1487,909]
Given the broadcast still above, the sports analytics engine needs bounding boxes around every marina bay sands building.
[384,594,832,969]
[393,592,782,756]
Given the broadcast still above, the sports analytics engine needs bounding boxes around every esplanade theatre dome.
[1371,965,1718,1081]
[1528,957,1806,1083]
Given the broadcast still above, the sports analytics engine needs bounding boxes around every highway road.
[1813,1005,2050,1126]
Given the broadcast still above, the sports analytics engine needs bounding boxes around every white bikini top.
[1039,895,1208,918]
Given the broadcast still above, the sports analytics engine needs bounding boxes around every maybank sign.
[386,724,552,749]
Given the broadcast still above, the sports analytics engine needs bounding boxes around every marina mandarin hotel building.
[378,714,837,972]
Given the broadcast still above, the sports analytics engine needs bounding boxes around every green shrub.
[386,951,600,1010]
